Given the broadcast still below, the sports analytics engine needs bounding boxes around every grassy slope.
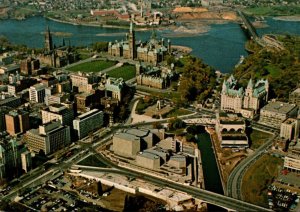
[249,129,272,150]
[242,154,283,207]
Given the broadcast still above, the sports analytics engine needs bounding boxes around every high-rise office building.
[73,109,104,139]
[29,83,46,103]
[26,121,71,155]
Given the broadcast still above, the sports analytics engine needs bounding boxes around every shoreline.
[44,15,234,32]
[45,16,167,32]
[272,15,300,22]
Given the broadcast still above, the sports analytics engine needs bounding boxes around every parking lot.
[19,174,105,211]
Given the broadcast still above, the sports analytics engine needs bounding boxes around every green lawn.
[249,129,272,150]
[242,154,283,207]
[106,64,136,81]
[164,108,193,118]
[67,60,116,72]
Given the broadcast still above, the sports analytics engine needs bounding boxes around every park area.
[67,60,116,73]
[106,64,136,81]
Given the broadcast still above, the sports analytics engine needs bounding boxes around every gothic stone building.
[221,75,269,118]
[108,22,171,65]
[38,26,78,68]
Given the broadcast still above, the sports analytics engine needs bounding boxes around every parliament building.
[108,22,171,65]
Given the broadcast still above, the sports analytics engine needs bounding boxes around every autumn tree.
[178,57,216,103]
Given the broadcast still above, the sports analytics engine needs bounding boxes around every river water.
[0,16,299,73]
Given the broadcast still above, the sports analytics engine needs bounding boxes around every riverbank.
[46,15,235,36]
[273,16,300,22]
[171,45,193,54]
[46,16,170,32]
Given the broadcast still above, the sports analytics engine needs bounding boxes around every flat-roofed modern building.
[124,128,153,149]
[284,150,300,172]
[5,110,30,136]
[259,101,298,128]
[45,92,70,106]
[0,96,21,108]
[29,83,46,103]
[113,132,141,158]
[21,151,32,173]
[25,121,71,155]
[136,152,160,170]
[168,155,187,169]
[41,103,74,126]
[73,109,104,139]
[280,118,299,141]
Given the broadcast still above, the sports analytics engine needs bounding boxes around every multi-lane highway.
[76,157,271,212]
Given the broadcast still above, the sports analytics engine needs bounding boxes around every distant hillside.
[233,35,300,101]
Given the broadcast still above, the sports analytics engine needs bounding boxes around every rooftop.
[219,112,245,125]
[283,118,297,125]
[137,152,160,160]
[31,83,46,90]
[262,101,297,114]
[125,128,149,138]
[76,109,101,120]
[170,155,186,162]
[114,132,140,142]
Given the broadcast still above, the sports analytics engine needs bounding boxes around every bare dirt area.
[175,11,238,21]
[172,45,193,53]
[0,7,9,18]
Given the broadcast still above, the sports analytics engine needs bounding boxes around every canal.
[197,132,225,211]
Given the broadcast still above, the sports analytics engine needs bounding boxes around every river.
[1,16,299,73]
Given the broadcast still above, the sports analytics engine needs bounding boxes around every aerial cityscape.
[0,0,300,211]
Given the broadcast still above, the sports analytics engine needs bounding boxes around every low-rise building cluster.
[0,26,133,182]
[112,128,200,185]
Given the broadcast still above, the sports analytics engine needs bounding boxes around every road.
[3,106,271,211]
[226,133,277,199]
[76,153,271,211]
[2,130,113,201]
[251,121,280,134]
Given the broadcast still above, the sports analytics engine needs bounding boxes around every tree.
[168,118,185,130]
[92,42,108,52]
[178,56,216,102]
[186,133,196,142]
